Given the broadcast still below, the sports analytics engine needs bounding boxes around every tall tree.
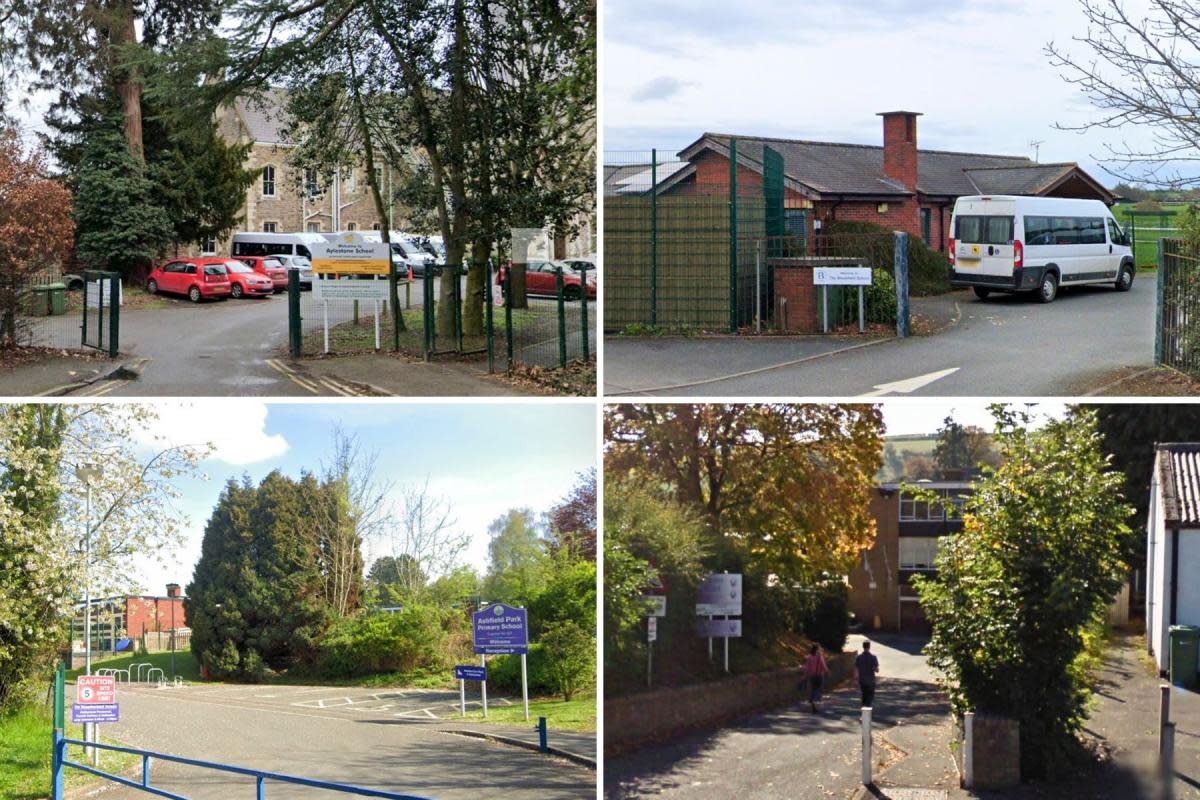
[605,404,885,582]
[932,416,999,478]
[484,508,549,606]
[914,407,1130,777]
[548,469,596,561]
[367,555,428,604]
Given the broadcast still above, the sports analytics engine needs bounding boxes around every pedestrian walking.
[802,644,829,713]
[854,640,880,708]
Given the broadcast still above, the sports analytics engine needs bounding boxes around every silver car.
[274,254,315,289]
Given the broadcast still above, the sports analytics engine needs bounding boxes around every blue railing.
[52,732,433,800]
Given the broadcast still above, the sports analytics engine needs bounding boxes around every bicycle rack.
[145,668,165,685]
[132,663,154,682]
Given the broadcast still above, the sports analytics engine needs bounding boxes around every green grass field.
[66,650,202,683]
[0,704,138,800]
[1113,203,1186,266]
[458,691,596,732]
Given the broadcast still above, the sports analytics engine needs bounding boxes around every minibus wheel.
[973,287,990,300]
[1115,264,1134,292]
[1037,272,1058,304]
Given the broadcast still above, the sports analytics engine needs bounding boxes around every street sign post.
[73,675,118,730]
[640,595,667,617]
[813,266,872,334]
[472,603,530,721]
[309,233,392,353]
[454,665,487,717]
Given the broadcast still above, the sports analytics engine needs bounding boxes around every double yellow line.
[264,359,370,397]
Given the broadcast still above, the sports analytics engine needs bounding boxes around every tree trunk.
[437,0,469,339]
[112,0,143,162]
[509,262,529,308]
[463,238,488,336]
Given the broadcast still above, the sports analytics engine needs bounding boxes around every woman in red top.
[803,644,830,713]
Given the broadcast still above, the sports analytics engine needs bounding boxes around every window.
[1107,218,1127,246]
[920,208,932,245]
[262,165,275,197]
[899,489,969,521]
[307,222,321,233]
[955,215,1013,245]
[347,222,357,232]
[1023,216,1108,246]
[200,236,217,255]
[372,222,382,231]
[305,169,319,197]
[373,166,383,188]
[262,222,277,233]
[899,537,940,570]
[345,168,356,193]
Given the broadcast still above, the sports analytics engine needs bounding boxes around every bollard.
[1163,721,1176,800]
[1160,684,1171,756]
[536,716,548,753]
[861,706,872,786]
[963,711,975,789]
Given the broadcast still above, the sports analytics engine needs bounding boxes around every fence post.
[81,271,89,349]
[893,231,910,338]
[486,260,495,373]
[1163,721,1176,800]
[423,268,434,361]
[651,148,658,327]
[1160,683,1171,757]
[556,269,567,368]
[1156,244,1166,367]
[729,137,738,333]
[107,274,119,358]
[755,240,762,334]
[580,269,590,361]
[505,267,514,370]
[455,265,464,354]
[52,729,64,800]
[288,269,301,357]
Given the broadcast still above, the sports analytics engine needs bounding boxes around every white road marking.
[858,367,960,397]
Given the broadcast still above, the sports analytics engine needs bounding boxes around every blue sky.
[604,0,1171,188]
[880,400,1066,437]
[126,401,597,595]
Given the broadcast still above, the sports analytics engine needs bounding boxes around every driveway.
[605,278,1156,396]
[605,634,952,799]
[68,681,594,799]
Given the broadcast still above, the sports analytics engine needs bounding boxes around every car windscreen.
[225,261,252,273]
[955,215,1013,245]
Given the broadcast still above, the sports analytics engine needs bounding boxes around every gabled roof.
[1157,444,1200,527]
[677,133,1116,203]
[232,88,293,145]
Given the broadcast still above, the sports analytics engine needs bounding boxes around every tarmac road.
[604,277,1156,397]
[605,634,950,800]
[68,682,595,799]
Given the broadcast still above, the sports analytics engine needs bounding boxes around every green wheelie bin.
[1168,625,1200,690]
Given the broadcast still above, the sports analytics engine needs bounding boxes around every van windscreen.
[955,215,1013,244]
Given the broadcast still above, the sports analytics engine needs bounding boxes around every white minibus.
[949,195,1134,303]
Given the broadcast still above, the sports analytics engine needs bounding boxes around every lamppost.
[74,462,102,766]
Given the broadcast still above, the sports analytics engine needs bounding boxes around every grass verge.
[458,691,596,732]
[0,703,138,800]
[66,650,202,683]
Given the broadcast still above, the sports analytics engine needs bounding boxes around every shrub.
[802,581,850,653]
[820,220,951,296]
[487,644,553,694]
[317,606,448,679]
[539,620,595,700]
[527,560,596,639]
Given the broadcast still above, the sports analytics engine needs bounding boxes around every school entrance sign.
[472,602,531,721]
[73,675,118,724]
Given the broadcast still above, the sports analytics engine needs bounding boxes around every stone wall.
[956,713,1021,789]
[605,651,854,756]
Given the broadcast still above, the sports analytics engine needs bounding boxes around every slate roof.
[234,88,293,145]
[678,133,1114,202]
[1157,444,1200,527]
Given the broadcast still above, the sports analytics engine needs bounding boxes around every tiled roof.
[1157,444,1200,526]
[683,134,1113,201]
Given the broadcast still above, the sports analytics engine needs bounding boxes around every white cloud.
[132,401,288,465]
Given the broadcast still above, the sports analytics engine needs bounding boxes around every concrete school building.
[1147,443,1200,674]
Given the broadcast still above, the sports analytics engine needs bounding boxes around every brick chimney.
[878,111,922,191]
[166,583,181,598]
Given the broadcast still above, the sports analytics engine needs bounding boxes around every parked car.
[146,258,232,302]
[497,260,596,301]
[235,255,289,293]
[949,195,1135,303]
[273,254,315,289]
[223,260,275,298]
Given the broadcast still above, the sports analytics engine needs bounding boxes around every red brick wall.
[773,264,819,333]
[816,199,921,242]
[124,596,187,637]
[675,149,808,208]
[849,490,899,631]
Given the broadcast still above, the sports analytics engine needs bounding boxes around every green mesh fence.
[1157,238,1200,379]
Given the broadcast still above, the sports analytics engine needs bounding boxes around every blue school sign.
[454,665,487,681]
[72,703,118,724]
[472,603,529,655]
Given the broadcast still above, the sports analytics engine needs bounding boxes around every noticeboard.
[695,573,743,616]
[472,603,529,655]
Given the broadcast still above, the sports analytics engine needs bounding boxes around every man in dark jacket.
[854,640,880,707]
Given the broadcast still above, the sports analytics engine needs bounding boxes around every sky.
[115,401,597,597]
[603,0,1170,187]
[880,400,1067,437]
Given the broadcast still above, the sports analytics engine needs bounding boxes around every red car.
[223,260,275,298]
[236,255,289,293]
[146,258,232,302]
[497,260,596,301]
